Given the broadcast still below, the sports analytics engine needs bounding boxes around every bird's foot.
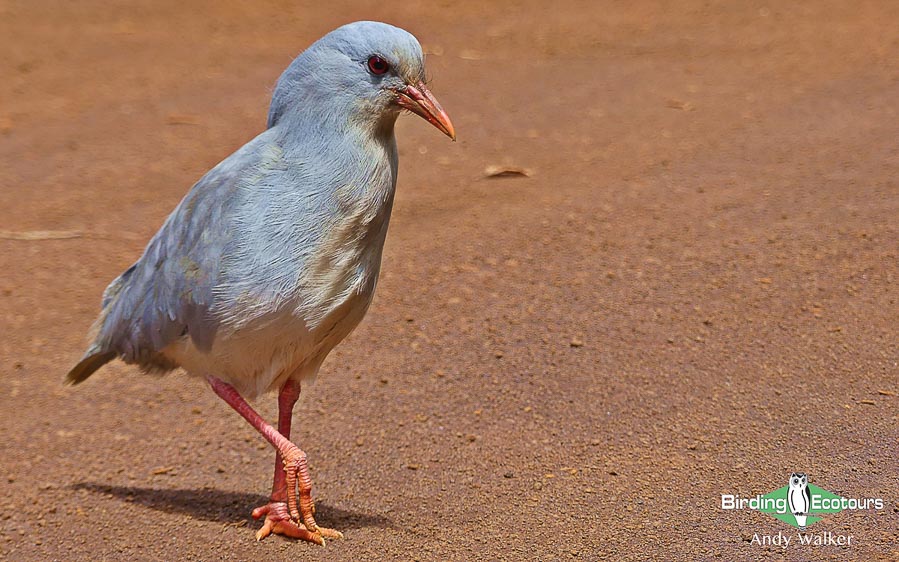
[251,500,341,544]
[252,501,318,543]
[257,445,343,544]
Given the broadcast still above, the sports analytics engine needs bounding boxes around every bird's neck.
[276,104,398,149]
[366,110,399,142]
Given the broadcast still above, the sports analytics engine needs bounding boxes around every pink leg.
[270,379,301,502]
[206,375,342,544]
[250,380,330,541]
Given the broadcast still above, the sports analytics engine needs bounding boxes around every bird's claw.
[252,445,344,545]
[251,500,342,544]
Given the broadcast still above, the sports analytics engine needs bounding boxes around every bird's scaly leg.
[206,375,342,544]
[250,379,303,540]
[271,380,300,503]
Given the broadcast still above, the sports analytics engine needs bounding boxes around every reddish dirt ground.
[1,1,897,560]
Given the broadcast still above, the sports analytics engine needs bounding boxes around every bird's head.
[268,21,455,141]
[790,473,808,487]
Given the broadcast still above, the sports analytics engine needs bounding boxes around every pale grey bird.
[66,21,454,544]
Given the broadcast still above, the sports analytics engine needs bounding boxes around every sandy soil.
[1,1,897,560]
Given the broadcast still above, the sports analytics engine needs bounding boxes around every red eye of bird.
[367,55,389,75]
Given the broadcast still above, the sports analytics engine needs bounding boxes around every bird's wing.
[68,131,278,383]
[803,485,810,510]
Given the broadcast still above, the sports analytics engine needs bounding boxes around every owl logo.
[788,472,811,531]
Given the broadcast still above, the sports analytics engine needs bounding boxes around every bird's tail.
[65,345,116,385]
[66,263,136,385]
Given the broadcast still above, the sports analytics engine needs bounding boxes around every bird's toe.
[319,527,344,540]
[250,500,330,545]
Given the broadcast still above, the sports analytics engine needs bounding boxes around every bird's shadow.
[71,482,392,531]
